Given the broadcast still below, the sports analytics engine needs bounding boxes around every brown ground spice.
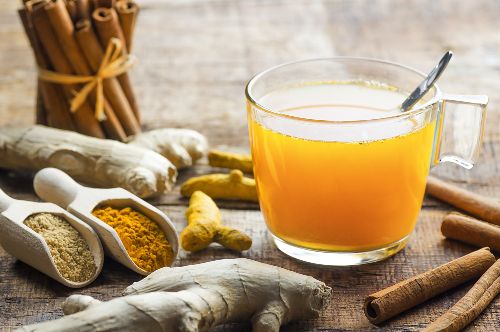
[24,213,96,283]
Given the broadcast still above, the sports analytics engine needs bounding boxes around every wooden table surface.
[1,0,499,331]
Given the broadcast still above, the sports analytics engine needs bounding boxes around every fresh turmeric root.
[181,191,252,251]
[181,169,258,202]
[208,149,253,173]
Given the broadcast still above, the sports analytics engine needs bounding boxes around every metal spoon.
[400,51,453,111]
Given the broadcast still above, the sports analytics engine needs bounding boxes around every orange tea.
[246,58,487,265]
[248,82,436,252]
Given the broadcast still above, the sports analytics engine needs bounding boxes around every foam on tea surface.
[260,82,405,121]
[255,81,426,142]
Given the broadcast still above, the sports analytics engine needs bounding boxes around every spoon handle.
[401,51,453,112]
[0,188,15,213]
[34,168,81,209]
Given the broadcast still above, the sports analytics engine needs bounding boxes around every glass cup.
[245,58,488,266]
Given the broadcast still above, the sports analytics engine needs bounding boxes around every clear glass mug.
[245,58,487,266]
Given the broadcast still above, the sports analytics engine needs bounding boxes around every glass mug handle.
[431,94,488,169]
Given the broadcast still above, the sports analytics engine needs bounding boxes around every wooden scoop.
[34,168,179,275]
[0,188,103,288]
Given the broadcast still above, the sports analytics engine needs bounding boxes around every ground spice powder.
[92,206,173,272]
[24,213,96,282]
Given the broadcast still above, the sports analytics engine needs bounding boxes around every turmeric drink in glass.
[246,58,487,265]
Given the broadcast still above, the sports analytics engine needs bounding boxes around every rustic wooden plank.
[1,205,499,330]
[0,0,499,331]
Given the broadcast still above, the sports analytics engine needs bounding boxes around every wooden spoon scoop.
[0,188,103,288]
[34,168,179,275]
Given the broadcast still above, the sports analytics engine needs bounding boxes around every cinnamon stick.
[65,0,91,21]
[20,7,61,126]
[92,7,128,56]
[92,7,140,123]
[31,2,105,138]
[76,0,90,20]
[64,0,78,22]
[115,0,138,52]
[19,7,75,131]
[442,213,500,252]
[94,0,115,8]
[87,0,96,16]
[35,83,48,125]
[426,176,500,226]
[364,248,495,324]
[45,0,139,137]
[423,259,500,332]
[18,8,48,68]
[44,0,91,77]
[98,98,127,140]
[75,19,139,140]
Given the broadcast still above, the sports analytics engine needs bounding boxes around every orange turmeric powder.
[92,206,173,273]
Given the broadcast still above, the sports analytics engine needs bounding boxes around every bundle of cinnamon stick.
[19,0,141,141]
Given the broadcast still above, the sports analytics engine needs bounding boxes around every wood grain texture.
[0,0,499,331]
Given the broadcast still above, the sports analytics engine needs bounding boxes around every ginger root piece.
[17,259,332,332]
[0,126,203,198]
[129,128,208,170]
[182,191,252,251]
[208,149,253,173]
[181,169,258,202]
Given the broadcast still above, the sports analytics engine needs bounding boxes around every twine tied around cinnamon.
[38,38,136,121]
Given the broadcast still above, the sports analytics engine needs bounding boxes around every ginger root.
[17,259,332,332]
[181,191,251,251]
[181,169,258,202]
[208,149,253,173]
[129,128,208,170]
[0,126,207,198]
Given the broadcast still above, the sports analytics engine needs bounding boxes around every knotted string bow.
[38,38,136,121]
